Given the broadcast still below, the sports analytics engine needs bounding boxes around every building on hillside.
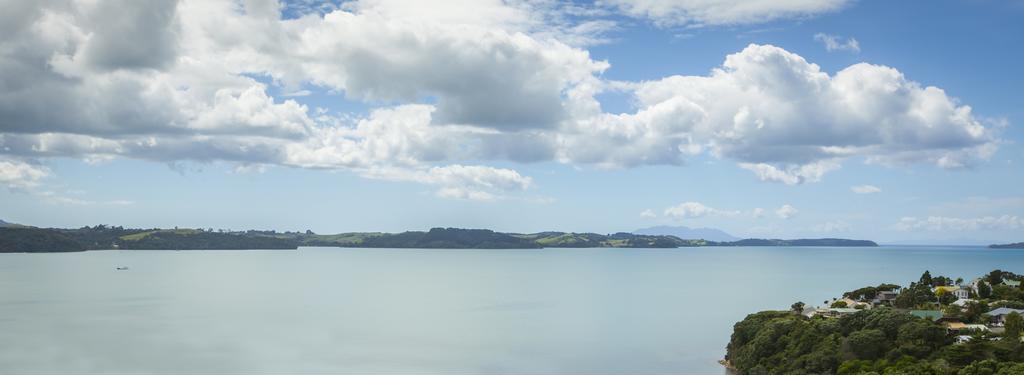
[963,324,990,332]
[824,308,860,318]
[986,307,1024,326]
[871,290,900,306]
[969,278,985,294]
[802,306,818,318]
[1004,278,1022,287]
[933,285,970,300]
[839,297,870,310]
[951,299,975,308]
[909,310,944,321]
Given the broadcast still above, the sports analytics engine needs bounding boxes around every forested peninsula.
[725,269,1024,374]
[0,225,878,252]
[991,242,1024,249]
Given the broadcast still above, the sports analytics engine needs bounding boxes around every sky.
[1,0,1023,244]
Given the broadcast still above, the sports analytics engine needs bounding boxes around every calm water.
[1,246,1021,375]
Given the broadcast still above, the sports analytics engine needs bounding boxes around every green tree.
[832,300,849,308]
[920,271,934,287]
[979,281,993,299]
[897,320,948,358]
[988,270,1004,286]
[964,301,991,324]
[939,289,958,305]
[791,301,806,314]
[846,329,888,360]
[1006,312,1023,341]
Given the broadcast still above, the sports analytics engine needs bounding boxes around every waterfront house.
[944,322,990,333]
[986,307,1024,326]
[933,285,970,300]
[839,297,870,310]
[909,310,943,321]
[944,322,967,332]
[871,290,899,306]
[825,308,860,318]
[801,306,818,318]
[964,324,990,332]
[951,299,975,308]
[970,278,985,294]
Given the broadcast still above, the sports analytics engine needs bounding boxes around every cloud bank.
[0,0,1002,200]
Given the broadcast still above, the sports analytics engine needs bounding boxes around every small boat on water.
[115,266,129,270]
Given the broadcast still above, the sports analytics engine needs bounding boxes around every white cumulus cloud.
[776,204,798,219]
[0,1,1003,199]
[663,201,740,219]
[0,158,50,190]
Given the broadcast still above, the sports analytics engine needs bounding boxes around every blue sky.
[1,0,1022,244]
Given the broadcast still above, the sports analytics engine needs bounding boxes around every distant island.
[725,269,1024,374]
[0,224,878,253]
[991,242,1024,249]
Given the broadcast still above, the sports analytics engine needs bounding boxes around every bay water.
[1,246,1020,374]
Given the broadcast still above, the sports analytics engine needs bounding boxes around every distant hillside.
[289,229,701,249]
[990,242,1024,249]
[710,238,878,247]
[0,219,25,228]
[1,226,877,251]
[117,229,296,250]
[633,225,738,241]
[518,231,702,248]
[0,227,85,252]
[358,228,539,249]
[0,225,298,252]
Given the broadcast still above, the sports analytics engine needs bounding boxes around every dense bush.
[727,305,1023,374]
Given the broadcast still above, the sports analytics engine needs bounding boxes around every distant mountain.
[633,225,739,242]
[990,242,1024,249]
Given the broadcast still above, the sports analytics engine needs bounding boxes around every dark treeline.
[0,228,86,252]
[991,242,1024,249]
[1,225,881,252]
[359,228,540,249]
[0,226,298,252]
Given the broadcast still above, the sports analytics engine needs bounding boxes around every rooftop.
[909,310,943,320]
[986,307,1024,316]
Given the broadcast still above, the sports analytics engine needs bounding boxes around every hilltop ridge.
[1,225,878,252]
